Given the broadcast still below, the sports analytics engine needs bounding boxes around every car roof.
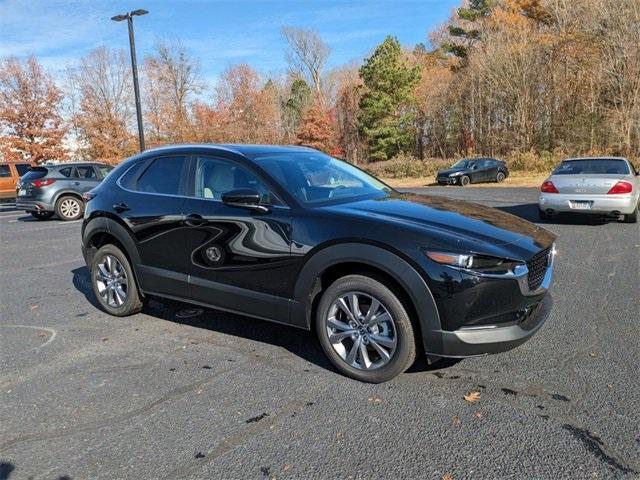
[143,143,317,157]
[47,162,109,167]
[562,156,629,162]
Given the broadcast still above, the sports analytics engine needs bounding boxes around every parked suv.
[0,161,32,199]
[81,145,555,382]
[16,162,113,220]
[436,158,509,186]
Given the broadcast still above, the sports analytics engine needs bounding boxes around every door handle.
[113,202,130,213]
[74,181,80,186]
[185,213,205,226]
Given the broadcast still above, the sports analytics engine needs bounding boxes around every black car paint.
[82,145,554,358]
[436,158,508,185]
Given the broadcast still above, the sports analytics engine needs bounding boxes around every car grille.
[527,247,551,291]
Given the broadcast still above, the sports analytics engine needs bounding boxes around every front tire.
[315,274,417,383]
[55,195,83,221]
[91,244,143,316]
[30,211,54,220]
[459,175,470,187]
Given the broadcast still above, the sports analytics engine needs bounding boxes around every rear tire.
[315,274,417,383]
[55,195,83,221]
[623,203,638,223]
[91,244,143,317]
[538,208,551,221]
[30,211,54,220]
[459,175,470,187]
[496,171,506,183]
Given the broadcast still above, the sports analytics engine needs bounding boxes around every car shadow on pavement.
[71,266,460,376]
[496,203,619,226]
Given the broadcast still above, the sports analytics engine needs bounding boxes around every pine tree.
[358,36,419,161]
[283,78,311,139]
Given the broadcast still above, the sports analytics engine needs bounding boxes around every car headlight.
[449,171,463,177]
[424,250,523,275]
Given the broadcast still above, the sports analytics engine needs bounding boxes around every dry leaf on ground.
[464,391,481,403]
[368,394,382,404]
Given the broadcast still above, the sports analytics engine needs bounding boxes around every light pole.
[111,9,148,152]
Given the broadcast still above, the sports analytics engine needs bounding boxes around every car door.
[73,165,102,194]
[180,154,294,323]
[114,155,191,298]
[483,160,499,181]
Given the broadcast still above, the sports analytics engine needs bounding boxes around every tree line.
[1,0,638,167]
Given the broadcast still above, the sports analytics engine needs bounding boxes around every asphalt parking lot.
[1,187,639,480]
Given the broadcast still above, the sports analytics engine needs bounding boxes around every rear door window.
[75,166,98,179]
[0,165,10,177]
[136,156,187,195]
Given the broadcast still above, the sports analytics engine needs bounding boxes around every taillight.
[31,178,56,188]
[83,192,96,201]
[541,181,559,193]
[607,181,633,194]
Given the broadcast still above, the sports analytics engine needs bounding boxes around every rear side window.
[59,167,72,177]
[0,165,10,177]
[136,156,186,195]
[15,164,30,176]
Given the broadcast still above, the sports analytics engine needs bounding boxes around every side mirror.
[471,164,478,170]
[221,188,269,213]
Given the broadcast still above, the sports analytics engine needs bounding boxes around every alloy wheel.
[95,254,128,307]
[60,198,81,219]
[325,291,397,370]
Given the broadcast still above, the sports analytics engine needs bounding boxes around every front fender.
[291,243,442,353]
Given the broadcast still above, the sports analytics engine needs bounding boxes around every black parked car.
[81,145,555,382]
[16,162,114,220]
[436,158,509,186]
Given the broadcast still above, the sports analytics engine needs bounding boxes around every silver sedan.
[538,157,639,223]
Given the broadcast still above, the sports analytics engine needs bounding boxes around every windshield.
[553,159,630,175]
[251,152,392,204]
[452,159,475,169]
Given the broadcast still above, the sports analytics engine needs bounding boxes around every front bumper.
[433,293,552,357]
[539,193,638,215]
[436,176,459,185]
[15,198,54,212]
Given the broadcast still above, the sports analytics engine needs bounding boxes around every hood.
[437,167,467,176]
[325,193,555,249]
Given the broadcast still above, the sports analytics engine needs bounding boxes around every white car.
[538,157,639,223]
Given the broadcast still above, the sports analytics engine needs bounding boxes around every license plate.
[18,188,26,196]
[570,201,592,210]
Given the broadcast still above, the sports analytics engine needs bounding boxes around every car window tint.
[553,159,630,175]
[59,167,72,177]
[76,166,97,179]
[0,165,10,177]
[16,164,30,175]
[137,156,186,195]
[119,161,147,189]
[194,156,281,205]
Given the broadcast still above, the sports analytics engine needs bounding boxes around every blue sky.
[0,0,456,84]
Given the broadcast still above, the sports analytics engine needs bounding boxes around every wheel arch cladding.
[293,243,442,353]
[83,217,143,292]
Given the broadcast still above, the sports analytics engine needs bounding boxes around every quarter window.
[136,156,186,195]
[59,167,72,178]
[193,156,281,205]
[0,165,10,177]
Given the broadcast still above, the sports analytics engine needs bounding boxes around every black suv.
[81,145,555,382]
[436,158,509,186]
[17,162,113,220]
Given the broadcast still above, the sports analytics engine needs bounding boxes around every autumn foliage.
[0,56,66,164]
[1,1,639,168]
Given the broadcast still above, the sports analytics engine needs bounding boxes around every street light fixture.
[111,9,148,152]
